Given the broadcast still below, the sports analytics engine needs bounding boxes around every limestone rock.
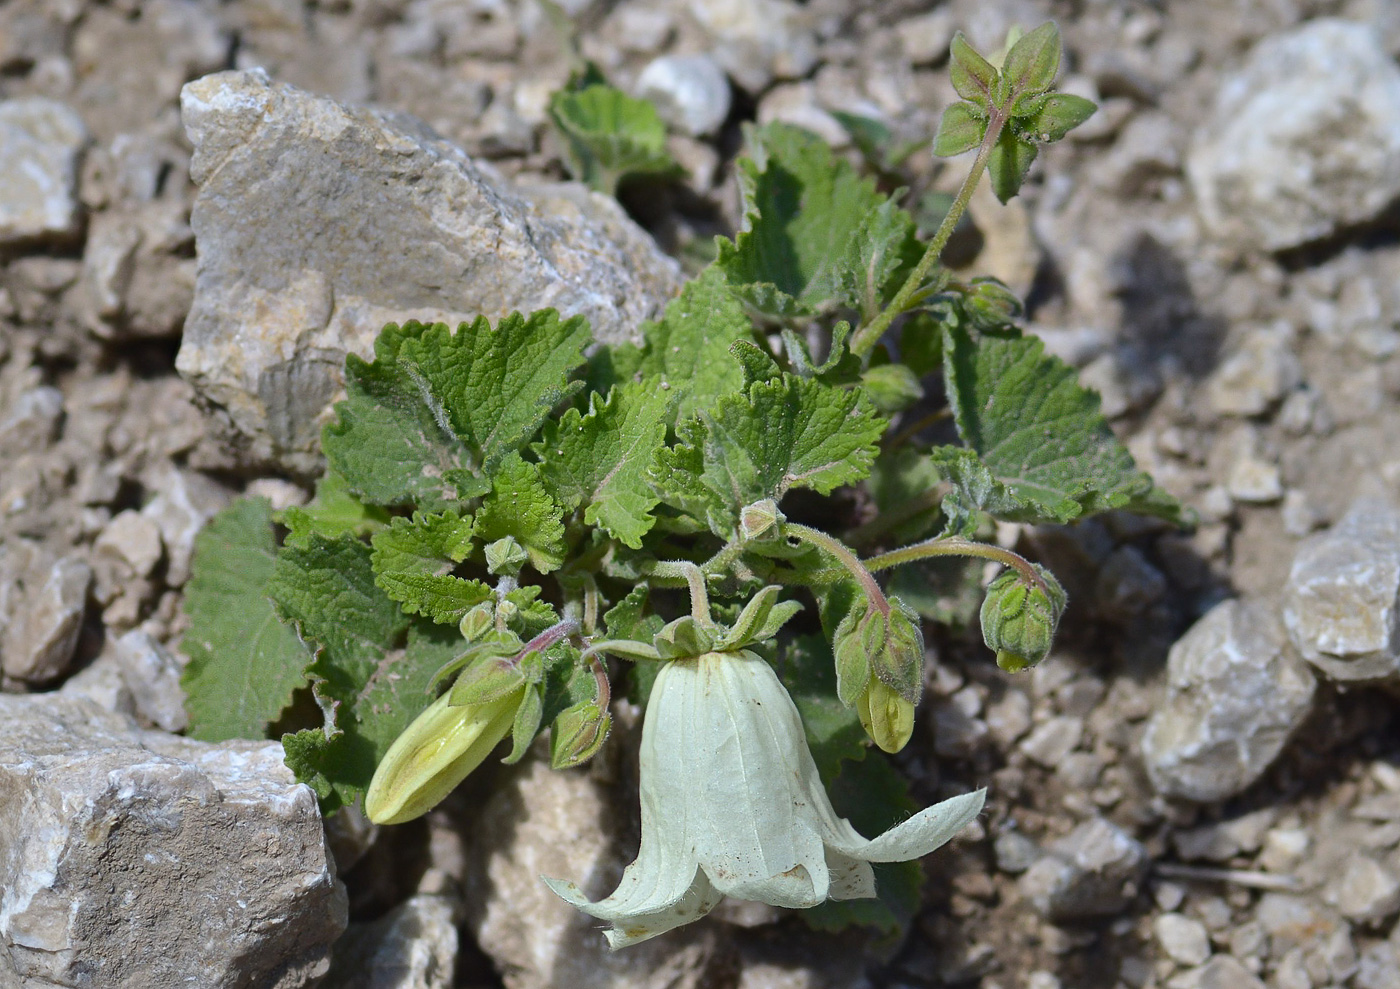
[636,55,731,138]
[176,69,681,474]
[1017,818,1147,921]
[1166,956,1264,989]
[688,0,818,94]
[1282,496,1400,682]
[1204,324,1303,418]
[463,757,732,989]
[323,895,457,989]
[1142,599,1316,802]
[0,694,345,988]
[110,628,188,733]
[0,97,87,246]
[1187,20,1400,251]
[0,542,92,684]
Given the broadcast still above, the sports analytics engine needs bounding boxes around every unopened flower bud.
[551,701,612,769]
[740,499,784,542]
[857,677,915,753]
[979,564,1066,672]
[485,536,529,577]
[964,277,1023,331]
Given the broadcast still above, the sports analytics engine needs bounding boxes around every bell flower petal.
[545,649,986,947]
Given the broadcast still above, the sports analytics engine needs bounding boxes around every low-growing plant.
[180,23,1183,945]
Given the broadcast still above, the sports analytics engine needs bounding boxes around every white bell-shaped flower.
[544,649,985,948]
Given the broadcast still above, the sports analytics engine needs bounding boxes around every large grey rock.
[1282,496,1400,682]
[1187,20,1400,251]
[1142,599,1315,802]
[0,694,345,988]
[1017,818,1148,921]
[463,757,731,989]
[176,69,682,474]
[323,895,457,989]
[0,98,87,246]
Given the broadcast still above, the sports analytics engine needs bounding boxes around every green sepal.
[986,129,1039,204]
[1019,93,1096,143]
[999,21,1061,111]
[949,32,998,109]
[550,701,611,769]
[503,685,544,764]
[831,601,875,707]
[715,585,803,652]
[933,101,987,157]
[653,615,717,660]
[450,654,529,706]
[979,565,1067,672]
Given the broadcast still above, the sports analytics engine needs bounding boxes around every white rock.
[757,82,848,148]
[1165,956,1264,989]
[0,694,345,988]
[1017,818,1147,921]
[0,97,87,245]
[636,55,731,138]
[0,544,92,684]
[897,9,956,65]
[94,508,165,579]
[110,628,188,733]
[1141,599,1316,802]
[1018,715,1083,768]
[1155,913,1211,967]
[1205,324,1303,418]
[1187,20,1400,251]
[176,70,681,474]
[323,895,457,989]
[689,0,818,93]
[1282,495,1400,682]
[1327,853,1400,923]
[141,465,229,586]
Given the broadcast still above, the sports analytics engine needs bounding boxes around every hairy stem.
[864,535,1048,595]
[509,618,582,666]
[850,110,1008,358]
[784,523,890,617]
[650,560,712,624]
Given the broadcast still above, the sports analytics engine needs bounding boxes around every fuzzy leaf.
[473,454,567,573]
[548,84,681,193]
[180,499,312,742]
[1000,21,1061,107]
[716,123,894,316]
[942,326,1186,525]
[624,265,751,423]
[835,199,921,319]
[1020,93,1096,143]
[949,32,998,108]
[986,129,1039,204]
[280,471,390,549]
[370,509,489,622]
[535,380,671,548]
[658,374,886,535]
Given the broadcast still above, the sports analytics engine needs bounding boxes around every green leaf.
[949,32,998,109]
[999,21,1061,108]
[602,585,661,641]
[548,84,681,194]
[930,445,1073,533]
[269,534,410,686]
[867,446,944,544]
[986,129,1039,204]
[280,471,390,549]
[778,635,867,781]
[729,339,783,386]
[370,509,490,623]
[179,498,312,742]
[1019,92,1096,143]
[473,454,567,573]
[323,314,590,507]
[716,123,894,316]
[535,379,671,548]
[942,326,1186,525]
[859,363,924,414]
[659,374,886,535]
[835,200,922,320]
[283,619,464,814]
[933,101,987,157]
[629,265,751,423]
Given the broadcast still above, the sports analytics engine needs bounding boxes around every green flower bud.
[365,686,522,825]
[875,597,925,705]
[485,536,529,577]
[653,615,717,660]
[858,678,915,754]
[831,603,877,707]
[458,602,496,641]
[979,564,1067,672]
[964,277,1023,331]
[740,499,784,542]
[551,701,612,769]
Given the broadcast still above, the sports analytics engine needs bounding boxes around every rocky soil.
[3,0,1400,987]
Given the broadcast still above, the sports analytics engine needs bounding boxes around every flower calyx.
[979,563,1067,672]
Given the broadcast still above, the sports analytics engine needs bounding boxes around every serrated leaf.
[371,510,473,577]
[280,471,390,549]
[942,326,1186,525]
[269,534,411,688]
[628,265,751,423]
[716,123,894,316]
[473,454,567,573]
[180,498,312,742]
[860,363,924,414]
[729,339,782,386]
[548,84,681,194]
[323,314,590,507]
[283,619,465,814]
[535,380,671,548]
[1000,21,1061,107]
[986,129,1039,204]
[699,374,887,523]
[649,414,730,534]
[375,572,494,625]
[503,585,561,639]
[867,446,945,544]
[933,101,987,157]
[949,32,998,108]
